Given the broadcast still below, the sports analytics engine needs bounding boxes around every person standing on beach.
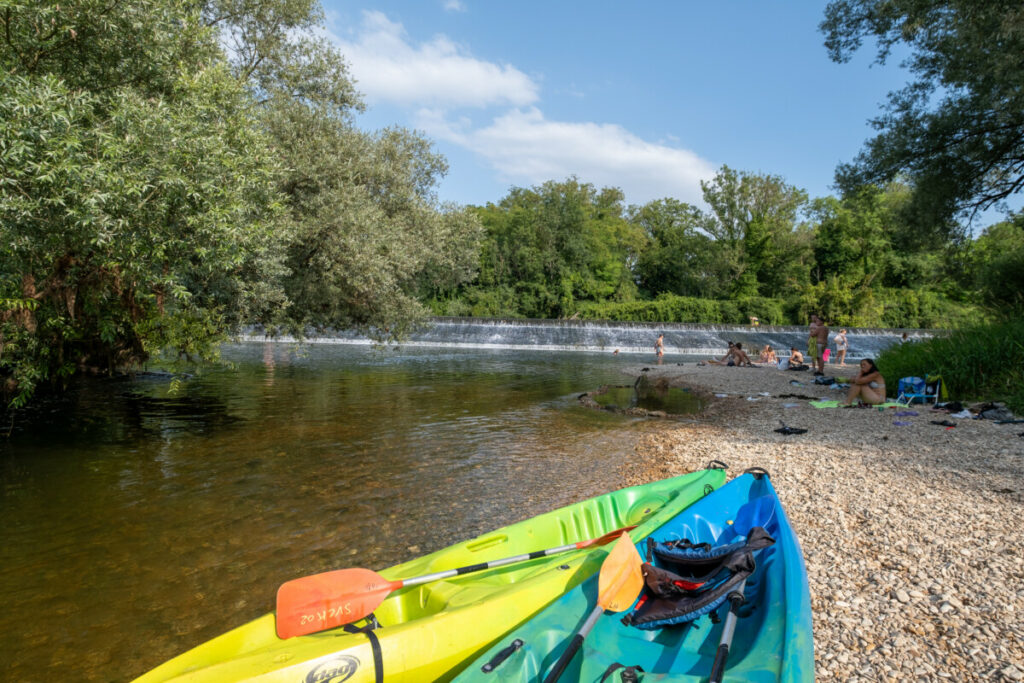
[808,314,829,376]
[655,334,665,363]
[834,329,849,367]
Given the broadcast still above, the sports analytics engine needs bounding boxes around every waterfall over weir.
[247,317,931,359]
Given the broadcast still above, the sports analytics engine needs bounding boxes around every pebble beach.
[619,363,1024,682]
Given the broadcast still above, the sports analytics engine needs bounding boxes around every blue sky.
[317,2,924,212]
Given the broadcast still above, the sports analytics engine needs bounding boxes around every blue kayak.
[454,470,814,681]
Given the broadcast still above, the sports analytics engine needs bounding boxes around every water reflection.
[0,345,672,681]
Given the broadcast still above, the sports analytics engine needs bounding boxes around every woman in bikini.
[846,358,886,405]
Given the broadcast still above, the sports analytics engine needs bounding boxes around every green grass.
[877,317,1024,414]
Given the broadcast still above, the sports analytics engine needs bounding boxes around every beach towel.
[810,400,904,409]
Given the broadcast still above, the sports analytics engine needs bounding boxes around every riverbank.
[620,363,1024,682]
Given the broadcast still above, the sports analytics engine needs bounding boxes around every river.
[0,343,687,681]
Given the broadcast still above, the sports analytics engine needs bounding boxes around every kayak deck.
[455,471,814,682]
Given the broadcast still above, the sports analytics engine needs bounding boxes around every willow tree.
[205,0,483,337]
[0,1,286,405]
[0,0,482,406]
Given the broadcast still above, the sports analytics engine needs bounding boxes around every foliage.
[461,179,643,318]
[821,0,1024,224]
[0,2,284,406]
[575,288,984,328]
[630,199,730,299]
[969,214,1024,311]
[0,0,483,406]
[577,294,787,325]
[206,0,483,338]
[700,166,812,298]
[877,318,1024,413]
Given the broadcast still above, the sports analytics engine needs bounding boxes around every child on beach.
[834,329,849,367]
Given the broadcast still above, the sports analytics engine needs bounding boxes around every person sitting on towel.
[845,358,887,405]
[708,342,751,366]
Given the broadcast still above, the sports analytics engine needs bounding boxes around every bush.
[877,317,1024,413]
[576,294,781,324]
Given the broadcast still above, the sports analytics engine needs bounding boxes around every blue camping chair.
[896,374,945,405]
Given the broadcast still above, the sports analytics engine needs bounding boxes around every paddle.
[708,578,747,683]
[542,532,643,683]
[275,524,638,639]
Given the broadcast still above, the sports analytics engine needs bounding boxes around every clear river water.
[1,343,692,681]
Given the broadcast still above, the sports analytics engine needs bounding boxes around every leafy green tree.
[811,185,894,285]
[462,179,642,318]
[821,0,1024,225]
[0,0,484,406]
[700,166,811,297]
[971,214,1024,310]
[0,1,285,405]
[630,199,729,299]
[206,0,482,337]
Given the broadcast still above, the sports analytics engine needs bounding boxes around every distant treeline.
[422,172,1023,329]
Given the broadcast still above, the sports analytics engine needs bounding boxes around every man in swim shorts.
[808,314,829,375]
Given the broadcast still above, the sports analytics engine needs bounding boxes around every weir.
[246,317,932,358]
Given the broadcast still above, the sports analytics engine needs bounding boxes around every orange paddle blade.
[276,567,400,639]
[597,532,643,612]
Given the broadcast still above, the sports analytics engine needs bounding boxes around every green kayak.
[135,464,727,682]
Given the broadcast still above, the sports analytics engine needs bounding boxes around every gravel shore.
[618,363,1024,682]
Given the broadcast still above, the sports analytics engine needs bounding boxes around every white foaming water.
[245,317,932,358]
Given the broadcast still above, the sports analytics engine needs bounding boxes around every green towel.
[810,400,905,409]
[810,400,840,409]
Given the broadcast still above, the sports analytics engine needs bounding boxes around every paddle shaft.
[709,578,747,683]
[398,532,632,588]
[542,604,603,683]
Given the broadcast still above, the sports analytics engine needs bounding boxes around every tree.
[205,0,483,338]
[821,0,1024,225]
[460,179,642,318]
[630,199,729,299]
[700,166,811,297]
[1,1,285,405]
[971,214,1024,310]
[0,0,484,405]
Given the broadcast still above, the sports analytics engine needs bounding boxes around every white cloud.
[418,108,716,206]
[329,11,537,108]
[442,0,466,12]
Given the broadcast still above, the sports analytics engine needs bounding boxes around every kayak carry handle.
[708,460,728,470]
[481,638,523,673]
[742,467,770,479]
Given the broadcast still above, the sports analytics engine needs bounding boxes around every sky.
[315,1,1002,224]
